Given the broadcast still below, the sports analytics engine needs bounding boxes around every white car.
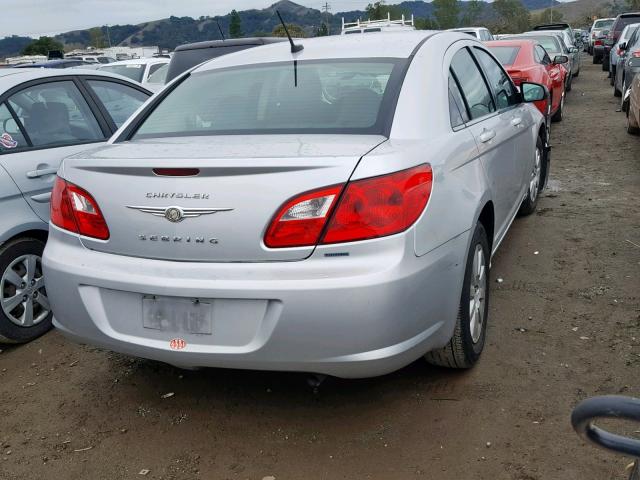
[448,27,494,41]
[99,58,170,92]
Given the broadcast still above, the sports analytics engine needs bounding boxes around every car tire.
[551,91,564,122]
[621,77,628,112]
[593,54,600,64]
[518,137,543,217]
[602,61,609,72]
[566,74,572,92]
[424,222,490,369]
[574,68,580,78]
[614,80,622,97]
[627,109,640,135]
[0,238,52,344]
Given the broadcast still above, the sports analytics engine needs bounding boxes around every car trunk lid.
[60,135,385,262]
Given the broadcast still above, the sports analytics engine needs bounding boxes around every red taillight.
[594,39,603,46]
[632,50,640,58]
[508,70,527,86]
[264,164,433,248]
[264,185,343,248]
[51,177,110,240]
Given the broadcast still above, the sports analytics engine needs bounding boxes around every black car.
[603,12,640,71]
[165,37,286,83]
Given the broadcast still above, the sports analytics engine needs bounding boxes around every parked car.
[43,32,549,378]
[14,59,93,69]
[341,15,415,34]
[98,58,169,92]
[524,30,580,76]
[589,18,615,55]
[0,69,151,343]
[533,23,575,44]
[614,25,640,99]
[603,12,640,72]
[485,39,568,122]
[593,29,611,65]
[623,72,640,134]
[67,55,117,65]
[165,38,286,84]
[501,34,574,91]
[610,23,640,84]
[448,27,494,41]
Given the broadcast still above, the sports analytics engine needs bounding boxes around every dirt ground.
[1,57,639,480]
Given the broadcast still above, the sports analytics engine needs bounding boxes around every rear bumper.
[43,226,468,378]
[594,45,606,56]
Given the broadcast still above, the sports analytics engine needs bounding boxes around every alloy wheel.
[469,244,487,344]
[529,146,542,202]
[0,254,50,327]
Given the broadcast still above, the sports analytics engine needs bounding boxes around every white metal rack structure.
[341,13,415,35]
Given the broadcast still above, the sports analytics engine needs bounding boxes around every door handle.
[26,167,58,179]
[511,117,523,127]
[478,129,496,143]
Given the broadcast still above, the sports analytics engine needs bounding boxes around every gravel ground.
[0,56,639,480]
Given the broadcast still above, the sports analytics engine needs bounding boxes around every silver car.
[0,69,150,343]
[43,32,548,378]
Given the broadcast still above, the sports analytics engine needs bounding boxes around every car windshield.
[133,59,404,138]
[488,46,520,65]
[516,36,561,54]
[594,20,614,29]
[100,64,145,82]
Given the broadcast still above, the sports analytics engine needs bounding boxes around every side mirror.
[619,42,627,51]
[553,55,569,64]
[569,47,579,53]
[521,82,547,103]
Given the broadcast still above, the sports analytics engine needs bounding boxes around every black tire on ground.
[627,109,640,135]
[574,68,580,78]
[518,136,544,217]
[424,223,490,369]
[566,74,573,92]
[602,61,609,72]
[0,238,52,343]
[551,93,564,123]
[614,81,622,97]
[593,54,601,64]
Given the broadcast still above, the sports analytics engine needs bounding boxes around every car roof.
[485,39,537,48]
[193,30,445,73]
[101,58,169,66]
[174,37,286,52]
[449,27,486,32]
[0,68,151,92]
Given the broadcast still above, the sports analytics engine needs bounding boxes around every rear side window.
[100,64,145,83]
[133,59,404,138]
[534,45,551,64]
[473,48,519,110]
[487,46,520,65]
[0,103,27,152]
[7,81,103,147]
[615,16,640,33]
[448,74,469,128]
[87,80,149,128]
[450,48,495,120]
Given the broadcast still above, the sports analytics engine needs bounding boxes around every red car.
[485,40,568,122]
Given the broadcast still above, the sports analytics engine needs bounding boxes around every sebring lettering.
[139,235,219,245]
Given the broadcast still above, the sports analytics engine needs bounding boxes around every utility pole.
[105,24,112,47]
[322,2,331,35]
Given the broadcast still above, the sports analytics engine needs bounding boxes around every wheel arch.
[476,201,495,254]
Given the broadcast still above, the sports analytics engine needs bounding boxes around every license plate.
[142,296,212,335]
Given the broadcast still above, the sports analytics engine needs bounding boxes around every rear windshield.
[100,64,145,83]
[594,20,614,29]
[133,59,405,138]
[488,46,520,65]
[616,16,640,32]
[516,36,561,54]
[166,45,258,83]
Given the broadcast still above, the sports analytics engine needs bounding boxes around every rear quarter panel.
[0,165,47,246]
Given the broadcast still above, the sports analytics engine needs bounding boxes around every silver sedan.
[43,31,549,378]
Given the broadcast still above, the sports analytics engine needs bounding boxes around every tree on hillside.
[461,0,483,27]
[492,0,531,34]
[229,10,243,38]
[365,1,403,20]
[433,0,460,29]
[628,0,640,9]
[22,36,64,56]
[415,17,437,30]
[272,23,306,38]
[531,8,563,26]
[89,27,106,48]
[316,23,329,36]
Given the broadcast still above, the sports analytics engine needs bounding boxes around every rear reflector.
[153,168,200,176]
[51,177,110,240]
[264,164,433,248]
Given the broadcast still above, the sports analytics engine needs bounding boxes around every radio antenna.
[216,19,226,41]
[276,10,304,53]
